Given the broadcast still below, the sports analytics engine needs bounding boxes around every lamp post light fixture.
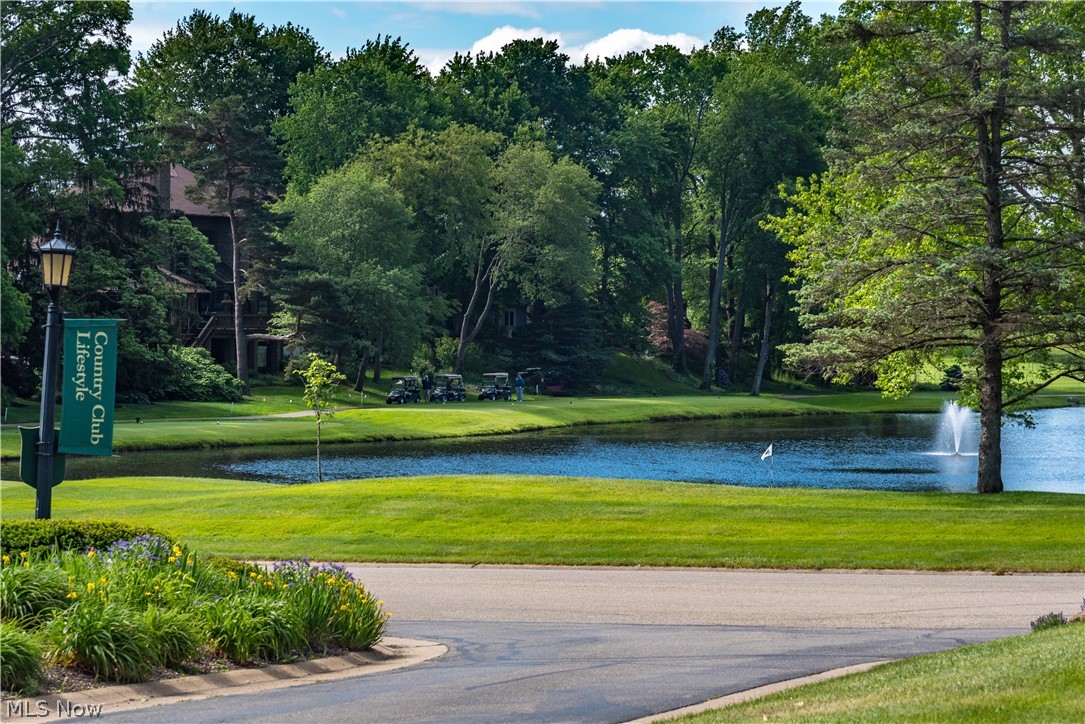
[35,222,76,519]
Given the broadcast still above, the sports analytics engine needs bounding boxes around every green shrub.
[44,598,156,682]
[273,560,388,651]
[199,592,305,664]
[0,559,69,625]
[1031,612,1068,632]
[0,621,43,694]
[143,607,202,668]
[157,346,243,402]
[0,519,171,558]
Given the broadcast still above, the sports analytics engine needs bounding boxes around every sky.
[129,1,843,74]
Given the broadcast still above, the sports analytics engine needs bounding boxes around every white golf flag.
[761,444,773,461]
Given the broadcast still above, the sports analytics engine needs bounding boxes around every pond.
[5,407,1082,494]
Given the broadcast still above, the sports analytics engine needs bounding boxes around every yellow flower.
[99,577,107,585]
[168,556,177,563]
[20,551,28,558]
[86,582,96,592]
[153,585,160,591]
[2,555,10,564]
[227,571,238,580]
[86,550,97,558]
[66,592,78,600]
[172,545,182,557]
[22,562,29,568]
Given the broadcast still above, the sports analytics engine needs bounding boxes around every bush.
[143,607,202,668]
[941,364,964,391]
[1031,612,1068,632]
[199,592,305,664]
[157,346,244,402]
[0,558,69,625]
[0,519,172,558]
[44,598,156,682]
[274,560,388,651]
[3,537,389,692]
[0,622,43,694]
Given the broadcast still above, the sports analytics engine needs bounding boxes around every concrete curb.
[7,637,447,722]
[625,660,892,722]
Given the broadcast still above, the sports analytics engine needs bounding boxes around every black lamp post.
[35,222,76,519]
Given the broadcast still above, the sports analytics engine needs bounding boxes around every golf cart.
[431,373,466,403]
[478,372,511,401]
[386,376,421,404]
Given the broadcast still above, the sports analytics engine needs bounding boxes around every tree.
[700,62,825,393]
[275,35,442,194]
[601,46,725,373]
[273,160,427,384]
[771,1,1085,493]
[364,126,599,373]
[454,142,600,372]
[163,96,285,394]
[294,353,345,482]
[135,10,322,394]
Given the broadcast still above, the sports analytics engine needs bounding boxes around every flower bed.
[0,536,388,696]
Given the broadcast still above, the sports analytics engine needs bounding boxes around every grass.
[2,390,971,460]
[1,476,1080,571]
[1,385,364,426]
[679,624,1085,723]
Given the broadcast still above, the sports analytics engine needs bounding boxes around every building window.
[503,310,516,328]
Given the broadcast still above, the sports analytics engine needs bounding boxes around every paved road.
[100,566,1082,723]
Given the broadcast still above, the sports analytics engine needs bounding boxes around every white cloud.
[569,29,705,63]
[418,25,706,74]
[470,25,562,55]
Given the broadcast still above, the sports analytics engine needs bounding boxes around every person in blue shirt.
[515,373,525,402]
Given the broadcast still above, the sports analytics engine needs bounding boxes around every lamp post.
[35,222,76,519]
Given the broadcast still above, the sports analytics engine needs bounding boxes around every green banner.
[59,319,119,456]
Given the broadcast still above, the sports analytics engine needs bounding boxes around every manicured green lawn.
[2,391,962,459]
[1,385,365,426]
[679,624,1085,723]
[1,476,1079,571]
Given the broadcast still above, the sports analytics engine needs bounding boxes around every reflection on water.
[3,408,1082,494]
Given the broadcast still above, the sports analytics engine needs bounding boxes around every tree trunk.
[353,352,369,392]
[977,330,1003,493]
[666,280,687,374]
[228,209,250,395]
[457,252,498,373]
[315,415,323,482]
[727,291,745,381]
[372,331,383,383]
[703,187,740,389]
[751,280,775,397]
[973,0,1008,493]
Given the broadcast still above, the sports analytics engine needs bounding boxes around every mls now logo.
[6,700,103,718]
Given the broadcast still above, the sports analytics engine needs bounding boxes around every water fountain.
[935,401,973,455]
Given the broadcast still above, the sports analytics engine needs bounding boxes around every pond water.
[6,407,1082,494]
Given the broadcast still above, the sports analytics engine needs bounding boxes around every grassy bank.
[2,391,976,459]
[1,476,1080,571]
[680,624,1085,723]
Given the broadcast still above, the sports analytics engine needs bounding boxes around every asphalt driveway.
[90,566,1080,723]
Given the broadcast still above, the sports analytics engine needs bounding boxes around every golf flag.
[761,444,773,461]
